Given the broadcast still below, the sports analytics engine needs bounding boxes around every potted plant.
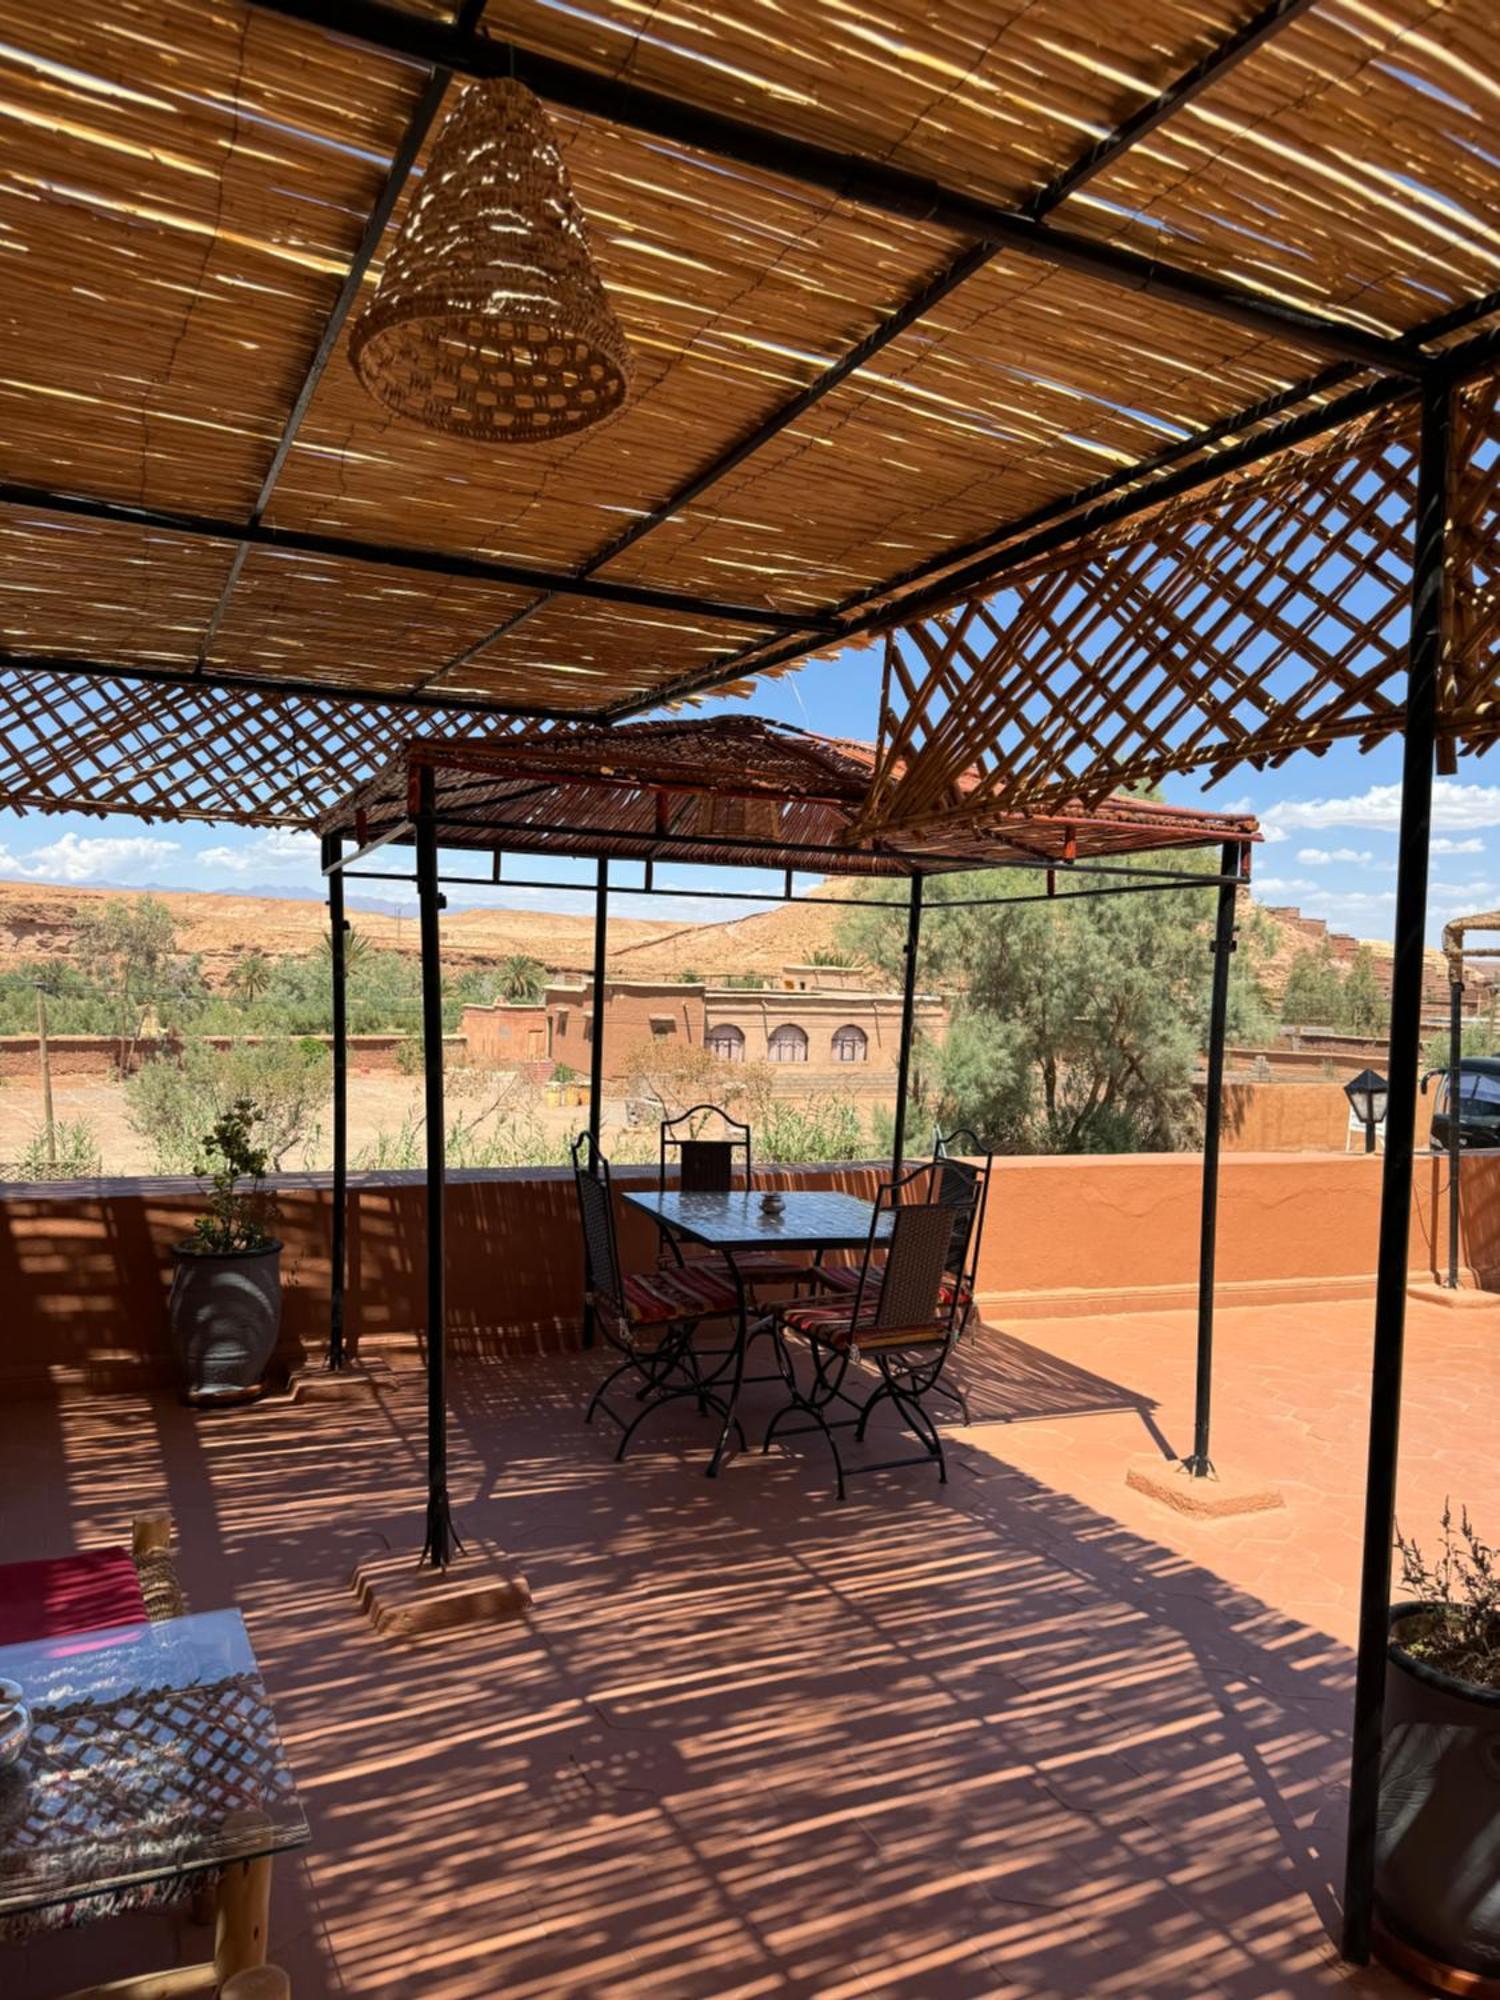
[1375,1501,1500,1991]
[168,1099,282,1405]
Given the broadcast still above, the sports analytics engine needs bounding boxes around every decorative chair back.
[931,1127,994,1299]
[571,1130,624,1319]
[660,1103,752,1194]
[849,1161,979,1338]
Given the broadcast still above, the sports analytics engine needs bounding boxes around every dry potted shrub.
[1375,1502,1500,1990]
[167,1100,283,1406]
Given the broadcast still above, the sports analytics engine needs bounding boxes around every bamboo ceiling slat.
[1066,0,1500,335]
[488,0,1255,215]
[0,0,427,515]
[0,0,1493,809]
[267,97,972,587]
[0,509,238,665]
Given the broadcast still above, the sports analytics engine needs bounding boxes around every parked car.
[1425,1056,1500,1152]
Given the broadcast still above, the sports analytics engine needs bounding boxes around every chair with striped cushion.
[806,1135,992,1416]
[573,1131,741,1459]
[657,1104,808,1293]
[763,1161,981,1498]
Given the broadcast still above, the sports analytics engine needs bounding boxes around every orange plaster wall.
[0,1152,1487,1400]
[1218,1082,1435,1154]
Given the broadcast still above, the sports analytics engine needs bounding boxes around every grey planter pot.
[169,1241,283,1403]
[1376,1601,1500,1983]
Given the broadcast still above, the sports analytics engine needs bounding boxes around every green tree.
[839,853,1274,1156]
[1337,946,1386,1035]
[227,948,273,1008]
[1280,942,1345,1027]
[75,895,204,1043]
[125,1038,330,1173]
[495,954,546,1003]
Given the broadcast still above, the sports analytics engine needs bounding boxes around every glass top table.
[625,1187,891,1254]
[0,1608,308,1919]
[621,1189,891,1475]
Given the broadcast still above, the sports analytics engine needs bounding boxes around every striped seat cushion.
[781,1300,946,1353]
[668,1245,808,1284]
[620,1264,740,1326]
[810,1265,973,1313]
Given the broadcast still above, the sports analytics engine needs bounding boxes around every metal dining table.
[622,1188,892,1475]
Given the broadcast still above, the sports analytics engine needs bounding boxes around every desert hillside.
[0,878,856,987]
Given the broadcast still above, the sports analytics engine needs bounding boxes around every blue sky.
[1,639,1496,947]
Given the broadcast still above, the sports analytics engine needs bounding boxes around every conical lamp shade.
[350,79,633,443]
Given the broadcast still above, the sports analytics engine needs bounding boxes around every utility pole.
[36,983,56,1171]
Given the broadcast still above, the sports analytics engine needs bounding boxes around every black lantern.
[1344,1068,1388,1153]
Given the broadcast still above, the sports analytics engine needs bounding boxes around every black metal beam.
[1183,838,1242,1478]
[249,0,1427,379]
[1341,375,1450,1964]
[0,481,825,633]
[323,830,349,1372]
[1448,976,1463,1290]
[416,763,460,1569]
[196,0,489,669]
[0,650,572,723]
[420,0,1318,691]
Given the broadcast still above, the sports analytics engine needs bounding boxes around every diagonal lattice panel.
[0,671,532,828]
[854,390,1490,834]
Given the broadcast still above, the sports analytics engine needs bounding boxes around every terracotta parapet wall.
[0,1150,1489,1400]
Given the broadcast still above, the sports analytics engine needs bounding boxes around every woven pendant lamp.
[350,79,633,443]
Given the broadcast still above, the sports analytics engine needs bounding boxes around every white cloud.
[1432,837,1485,856]
[0,831,179,885]
[1296,846,1374,867]
[1252,876,1322,896]
[199,829,321,878]
[1261,781,1500,843]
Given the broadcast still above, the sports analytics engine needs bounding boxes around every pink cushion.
[0,1549,147,1645]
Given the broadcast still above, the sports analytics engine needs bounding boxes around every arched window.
[706,1024,745,1062]
[768,1023,809,1064]
[832,1024,868,1063]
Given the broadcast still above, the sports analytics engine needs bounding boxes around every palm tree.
[227,948,272,1008]
[496,954,546,1003]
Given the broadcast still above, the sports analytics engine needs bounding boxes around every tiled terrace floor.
[8,1295,1498,1999]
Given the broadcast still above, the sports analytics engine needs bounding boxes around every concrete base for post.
[1406,1279,1500,1312]
[350,1540,532,1640]
[286,1355,395,1403]
[1126,1455,1286,1520]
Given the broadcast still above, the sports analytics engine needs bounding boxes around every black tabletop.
[624,1188,889,1253]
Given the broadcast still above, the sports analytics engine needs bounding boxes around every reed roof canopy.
[0,0,1495,832]
[314,716,1259,878]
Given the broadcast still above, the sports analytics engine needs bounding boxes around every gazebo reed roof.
[0,0,1494,833]
[316,717,1258,879]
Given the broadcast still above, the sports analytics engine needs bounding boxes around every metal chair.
[571,1131,742,1460]
[657,1102,808,1291]
[763,1161,980,1498]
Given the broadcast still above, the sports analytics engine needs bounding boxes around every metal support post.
[1342,376,1450,1962]
[890,875,925,1173]
[324,833,349,1370]
[1184,839,1243,1477]
[416,769,460,1568]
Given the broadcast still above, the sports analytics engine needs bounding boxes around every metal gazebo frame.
[313,716,1257,1565]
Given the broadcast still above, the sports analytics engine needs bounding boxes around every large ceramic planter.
[1375,1600,1500,1992]
[168,1241,282,1405]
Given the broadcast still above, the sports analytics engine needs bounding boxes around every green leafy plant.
[1396,1501,1500,1691]
[126,1038,329,1173]
[8,1117,103,1183]
[189,1099,276,1255]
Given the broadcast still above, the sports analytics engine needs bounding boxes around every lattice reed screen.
[857,372,1500,839]
[0,671,528,827]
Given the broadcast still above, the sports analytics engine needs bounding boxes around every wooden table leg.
[214,1812,274,1982]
